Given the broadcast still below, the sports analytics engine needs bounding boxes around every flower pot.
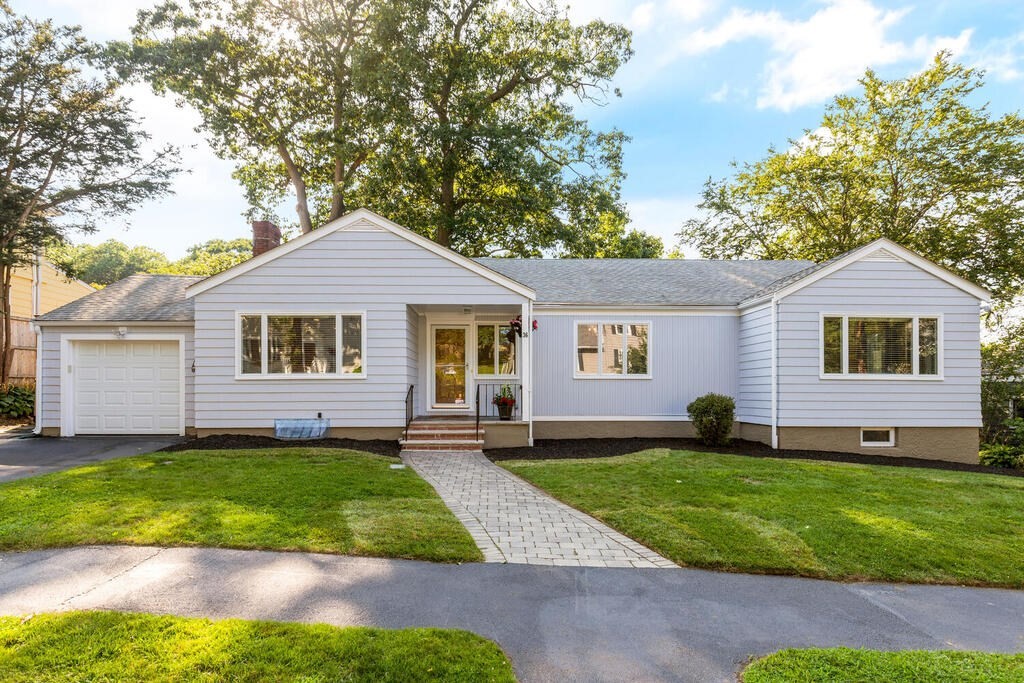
[497,403,514,421]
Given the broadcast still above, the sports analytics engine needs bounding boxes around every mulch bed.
[160,434,400,457]
[485,437,1024,478]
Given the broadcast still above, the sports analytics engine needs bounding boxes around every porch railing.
[475,380,522,440]
[403,384,414,441]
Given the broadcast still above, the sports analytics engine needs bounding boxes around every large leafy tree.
[0,4,178,381]
[357,0,634,256]
[982,318,1024,442]
[119,0,392,234]
[679,53,1024,304]
[48,240,169,286]
[121,0,648,257]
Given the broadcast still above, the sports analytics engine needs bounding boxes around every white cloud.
[674,0,972,111]
[707,82,730,102]
[629,2,657,32]
[973,33,1024,82]
[666,0,713,23]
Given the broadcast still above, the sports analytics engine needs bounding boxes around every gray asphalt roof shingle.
[37,257,824,323]
[38,274,206,322]
[473,258,814,306]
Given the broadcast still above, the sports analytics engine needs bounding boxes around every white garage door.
[73,340,181,435]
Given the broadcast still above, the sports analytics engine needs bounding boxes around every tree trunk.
[437,152,456,248]
[277,143,314,234]
[0,264,12,386]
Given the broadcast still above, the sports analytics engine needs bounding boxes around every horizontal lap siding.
[38,325,195,429]
[737,305,772,425]
[193,224,525,430]
[777,259,982,427]
[532,314,737,417]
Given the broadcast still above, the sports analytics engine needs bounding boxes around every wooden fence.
[5,317,36,386]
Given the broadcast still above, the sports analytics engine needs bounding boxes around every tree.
[119,0,386,234]
[0,4,178,382]
[160,237,252,275]
[679,53,1024,304]
[121,0,634,257]
[49,240,169,286]
[982,318,1024,443]
[357,0,633,255]
[558,213,663,258]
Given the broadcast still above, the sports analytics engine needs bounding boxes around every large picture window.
[239,313,364,377]
[821,315,939,377]
[477,323,516,376]
[576,322,649,378]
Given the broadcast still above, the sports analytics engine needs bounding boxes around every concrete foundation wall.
[483,422,530,448]
[778,426,979,463]
[194,427,404,441]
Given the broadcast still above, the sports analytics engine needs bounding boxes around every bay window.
[239,313,364,377]
[576,322,649,377]
[821,315,940,377]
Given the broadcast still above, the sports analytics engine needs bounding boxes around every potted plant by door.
[492,384,517,421]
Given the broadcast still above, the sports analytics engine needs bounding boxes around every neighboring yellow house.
[7,258,95,384]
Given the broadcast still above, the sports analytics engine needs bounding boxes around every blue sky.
[15,0,1024,258]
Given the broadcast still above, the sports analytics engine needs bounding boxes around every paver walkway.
[403,450,676,568]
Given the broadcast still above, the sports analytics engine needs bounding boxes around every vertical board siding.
[737,305,772,425]
[38,325,195,429]
[532,314,737,417]
[777,259,982,427]
[193,225,527,429]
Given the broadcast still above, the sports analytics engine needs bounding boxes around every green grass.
[501,449,1024,586]
[0,448,481,563]
[743,648,1024,682]
[0,611,515,682]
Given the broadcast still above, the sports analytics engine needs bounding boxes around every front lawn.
[0,448,481,563]
[743,648,1024,682]
[501,449,1024,586]
[0,611,515,682]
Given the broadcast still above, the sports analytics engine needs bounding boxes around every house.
[7,257,94,385]
[33,209,990,463]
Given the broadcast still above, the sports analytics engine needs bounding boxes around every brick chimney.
[252,221,281,257]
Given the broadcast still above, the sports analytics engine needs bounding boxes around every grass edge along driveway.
[0,448,482,563]
[742,648,1024,683]
[0,611,515,682]
[501,448,1024,587]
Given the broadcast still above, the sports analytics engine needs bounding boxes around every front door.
[433,326,470,408]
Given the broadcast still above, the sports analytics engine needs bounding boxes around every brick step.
[406,427,481,437]
[408,422,478,430]
[400,440,484,452]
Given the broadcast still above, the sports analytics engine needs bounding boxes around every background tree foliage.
[0,3,178,381]
[51,237,253,283]
[982,319,1024,443]
[119,0,659,257]
[679,52,1024,304]
[49,240,168,286]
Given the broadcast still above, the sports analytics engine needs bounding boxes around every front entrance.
[433,326,470,408]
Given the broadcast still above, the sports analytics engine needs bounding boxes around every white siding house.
[33,209,990,462]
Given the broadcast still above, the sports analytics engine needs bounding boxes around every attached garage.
[67,339,183,435]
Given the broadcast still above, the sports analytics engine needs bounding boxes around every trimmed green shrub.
[979,444,1023,469]
[687,393,735,446]
[0,384,34,419]
[1003,418,1024,448]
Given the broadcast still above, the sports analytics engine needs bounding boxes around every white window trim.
[819,313,944,381]
[475,322,520,380]
[573,321,652,380]
[860,427,896,448]
[234,311,367,380]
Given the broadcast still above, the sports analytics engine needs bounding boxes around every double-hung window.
[239,313,365,377]
[575,322,649,378]
[476,323,517,376]
[821,315,940,378]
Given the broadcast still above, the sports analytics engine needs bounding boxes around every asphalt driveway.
[0,435,182,482]
[1,546,1021,682]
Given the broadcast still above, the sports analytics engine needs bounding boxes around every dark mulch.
[160,434,401,457]
[486,437,1024,478]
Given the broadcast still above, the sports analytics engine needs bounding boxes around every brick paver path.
[403,451,676,568]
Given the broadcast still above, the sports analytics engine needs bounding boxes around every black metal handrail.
[475,383,481,441]
[403,384,414,441]
[476,380,522,428]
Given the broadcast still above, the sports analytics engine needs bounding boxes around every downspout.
[770,296,779,449]
[525,299,534,446]
[32,322,42,435]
